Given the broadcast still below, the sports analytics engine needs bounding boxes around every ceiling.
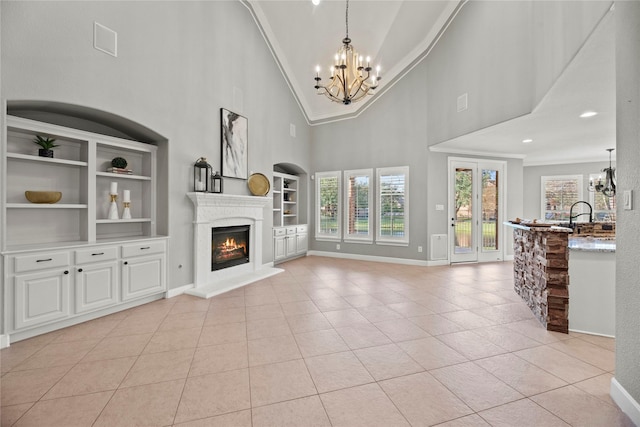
[245,0,461,124]
[245,0,615,166]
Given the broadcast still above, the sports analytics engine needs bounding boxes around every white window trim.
[315,171,342,242]
[343,168,373,244]
[376,166,409,246]
[540,174,583,220]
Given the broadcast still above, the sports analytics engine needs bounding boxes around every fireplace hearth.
[212,225,250,271]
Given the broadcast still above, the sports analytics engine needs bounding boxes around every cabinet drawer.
[286,227,297,235]
[122,240,165,258]
[14,252,70,273]
[75,246,119,264]
[296,225,307,233]
[273,228,286,237]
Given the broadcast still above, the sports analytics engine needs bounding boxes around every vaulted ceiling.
[244,0,615,166]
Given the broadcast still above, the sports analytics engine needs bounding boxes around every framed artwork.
[220,108,248,180]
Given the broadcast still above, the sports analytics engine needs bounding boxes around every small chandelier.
[313,0,381,105]
[589,148,616,197]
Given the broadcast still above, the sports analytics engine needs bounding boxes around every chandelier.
[313,0,381,105]
[589,148,616,197]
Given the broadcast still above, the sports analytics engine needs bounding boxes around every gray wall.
[425,0,610,145]
[615,0,640,406]
[523,161,614,220]
[0,1,311,290]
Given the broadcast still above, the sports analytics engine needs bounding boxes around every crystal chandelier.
[589,148,616,197]
[313,0,381,105]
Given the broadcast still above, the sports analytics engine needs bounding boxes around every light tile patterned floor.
[0,257,633,426]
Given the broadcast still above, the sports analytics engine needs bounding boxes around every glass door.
[449,159,504,263]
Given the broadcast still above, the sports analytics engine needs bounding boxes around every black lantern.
[211,171,223,194]
[194,157,212,192]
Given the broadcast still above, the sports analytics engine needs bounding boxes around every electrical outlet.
[435,204,444,211]
[418,246,423,253]
[336,244,341,250]
[624,190,633,210]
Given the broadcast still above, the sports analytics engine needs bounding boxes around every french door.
[449,158,505,263]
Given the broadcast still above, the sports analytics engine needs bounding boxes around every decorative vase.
[38,149,53,158]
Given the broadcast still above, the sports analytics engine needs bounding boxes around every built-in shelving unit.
[1,114,168,345]
[273,172,299,227]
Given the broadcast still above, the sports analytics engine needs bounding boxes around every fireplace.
[212,225,250,271]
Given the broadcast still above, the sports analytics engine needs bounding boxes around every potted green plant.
[33,135,59,158]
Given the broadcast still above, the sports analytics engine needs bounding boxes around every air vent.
[93,22,117,57]
[457,93,468,112]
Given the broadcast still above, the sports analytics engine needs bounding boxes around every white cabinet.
[75,261,118,314]
[122,242,166,301]
[15,268,71,330]
[273,172,299,227]
[273,225,307,264]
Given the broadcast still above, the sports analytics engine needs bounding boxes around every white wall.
[0,1,310,290]
[614,0,640,413]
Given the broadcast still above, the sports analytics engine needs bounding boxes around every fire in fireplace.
[211,225,250,271]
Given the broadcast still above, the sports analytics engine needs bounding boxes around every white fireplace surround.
[186,193,282,299]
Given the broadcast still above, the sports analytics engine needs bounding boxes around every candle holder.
[108,194,119,220]
[122,201,132,219]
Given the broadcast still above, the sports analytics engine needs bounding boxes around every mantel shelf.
[96,218,152,224]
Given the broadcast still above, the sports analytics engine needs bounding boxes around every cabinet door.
[15,269,70,330]
[121,254,165,301]
[274,236,287,261]
[75,261,118,314]
[285,236,297,258]
[296,233,308,255]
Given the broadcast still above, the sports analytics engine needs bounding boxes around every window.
[541,175,583,221]
[315,171,341,241]
[377,166,409,245]
[589,173,616,221]
[344,169,373,243]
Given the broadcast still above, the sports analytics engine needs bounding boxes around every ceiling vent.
[93,22,117,57]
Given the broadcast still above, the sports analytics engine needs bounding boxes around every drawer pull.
[124,261,129,265]
[91,252,104,256]
[36,258,53,263]
[140,247,151,250]
[78,268,83,272]
[64,270,69,275]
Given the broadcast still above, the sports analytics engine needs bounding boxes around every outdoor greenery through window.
[344,169,373,242]
[377,166,409,245]
[315,171,341,240]
[541,175,583,221]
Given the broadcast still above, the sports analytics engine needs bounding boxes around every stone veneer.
[512,227,570,333]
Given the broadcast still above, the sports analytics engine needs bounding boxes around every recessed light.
[522,139,533,144]
[580,111,598,118]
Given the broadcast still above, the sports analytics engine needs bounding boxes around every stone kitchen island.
[505,221,616,336]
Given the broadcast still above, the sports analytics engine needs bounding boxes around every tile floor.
[0,257,633,427]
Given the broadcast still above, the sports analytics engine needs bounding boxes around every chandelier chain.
[345,0,349,39]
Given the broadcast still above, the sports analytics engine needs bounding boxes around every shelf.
[96,172,152,181]
[283,188,297,192]
[7,203,88,209]
[283,201,296,204]
[7,152,88,167]
[96,218,152,224]
[273,190,281,194]
[284,214,297,217]
[273,209,282,212]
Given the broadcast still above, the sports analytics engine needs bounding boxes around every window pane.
[543,176,581,221]
[482,169,499,251]
[379,173,405,237]
[347,175,370,236]
[454,168,473,254]
[319,176,339,235]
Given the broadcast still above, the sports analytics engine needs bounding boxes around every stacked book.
[107,167,133,175]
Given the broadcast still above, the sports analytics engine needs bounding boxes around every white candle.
[110,182,118,195]
[123,190,130,202]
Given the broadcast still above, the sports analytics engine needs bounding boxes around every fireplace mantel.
[185,192,282,299]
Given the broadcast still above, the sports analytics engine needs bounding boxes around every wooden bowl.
[25,191,62,204]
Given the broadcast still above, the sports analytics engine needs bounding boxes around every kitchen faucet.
[568,201,593,228]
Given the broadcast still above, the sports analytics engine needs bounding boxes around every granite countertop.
[569,236,616,253]
[503,221,573,232]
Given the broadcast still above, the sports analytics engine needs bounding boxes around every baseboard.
[0,334,9,349]
[166,283,194,298]
[568,328,615,339]
[611,377,640,426]
[307,250,428,267]
[504,254,514,261]
[427,259,449,267]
